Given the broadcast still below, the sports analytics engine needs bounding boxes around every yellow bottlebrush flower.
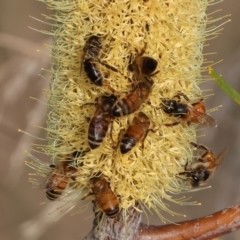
[26,0,227,224]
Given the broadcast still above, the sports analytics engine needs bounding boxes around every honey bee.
[120,112,151,154]
[111,77,153,117]
[82,36,118,86]
[90,174,120,218]
[82,35,103,86]
[88,94,117,149]
[46,160,77,200]
[161,92,217,127]
[128,43,158,76]
[111,45,157,117]
[179,142,228,187]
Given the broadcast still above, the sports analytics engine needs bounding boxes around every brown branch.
[135,203,240,240]
[84,203,240,240]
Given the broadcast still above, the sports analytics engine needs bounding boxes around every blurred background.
[0,0,240,239]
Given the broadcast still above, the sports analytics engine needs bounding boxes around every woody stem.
[134,203,240,240]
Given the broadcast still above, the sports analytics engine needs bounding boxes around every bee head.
[161,100,177,114]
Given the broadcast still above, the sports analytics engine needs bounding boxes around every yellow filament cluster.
[26,0,224,221]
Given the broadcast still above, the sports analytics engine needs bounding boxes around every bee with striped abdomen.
[120,112,151,154]
[161,93,217,127]
[82,35,103,86]
[111,44,157,117]
[82,36,118,86]
[128,44,158,76]
[111,77,153,117]
[88,94,117,149]
[90,174,120,218]
[179,142,228,187]
[45,159,77,200]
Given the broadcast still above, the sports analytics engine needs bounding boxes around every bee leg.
[197,157,206,163]
[173,94,181,101]
[174,92,190,102]
[176,174,188,181]
[164,121,180,127]
[139,42,147,57]
[98,59,118,73]
[190,142,210,162]
[178,168,194,182]
[176,167,191,181]
[201,151,211,159]
[180,92,190,101]
[190,142,208,151]
[184,160,189,171]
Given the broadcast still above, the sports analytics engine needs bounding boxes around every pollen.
[26,0,225,221]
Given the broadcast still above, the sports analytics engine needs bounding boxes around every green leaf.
[209,67,240,105]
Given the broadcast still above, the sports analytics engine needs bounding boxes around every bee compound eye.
[192,175,199,183]
[202,170,210,181]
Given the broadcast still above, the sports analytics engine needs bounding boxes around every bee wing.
[188,106,217,128]
[39,173,53,190]
[215,147,229,167]
[39,166,64,191]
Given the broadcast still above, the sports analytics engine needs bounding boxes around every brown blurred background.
[0,1,240,239]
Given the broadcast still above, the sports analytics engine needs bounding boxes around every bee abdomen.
[120,134,136,154]
[46,177,68,200]
[46,189,62,200]
[88,136,104,149]
[105,206,120,218]
[112,99,130,117]
[83,59,102,86]
[88,118,110,149]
